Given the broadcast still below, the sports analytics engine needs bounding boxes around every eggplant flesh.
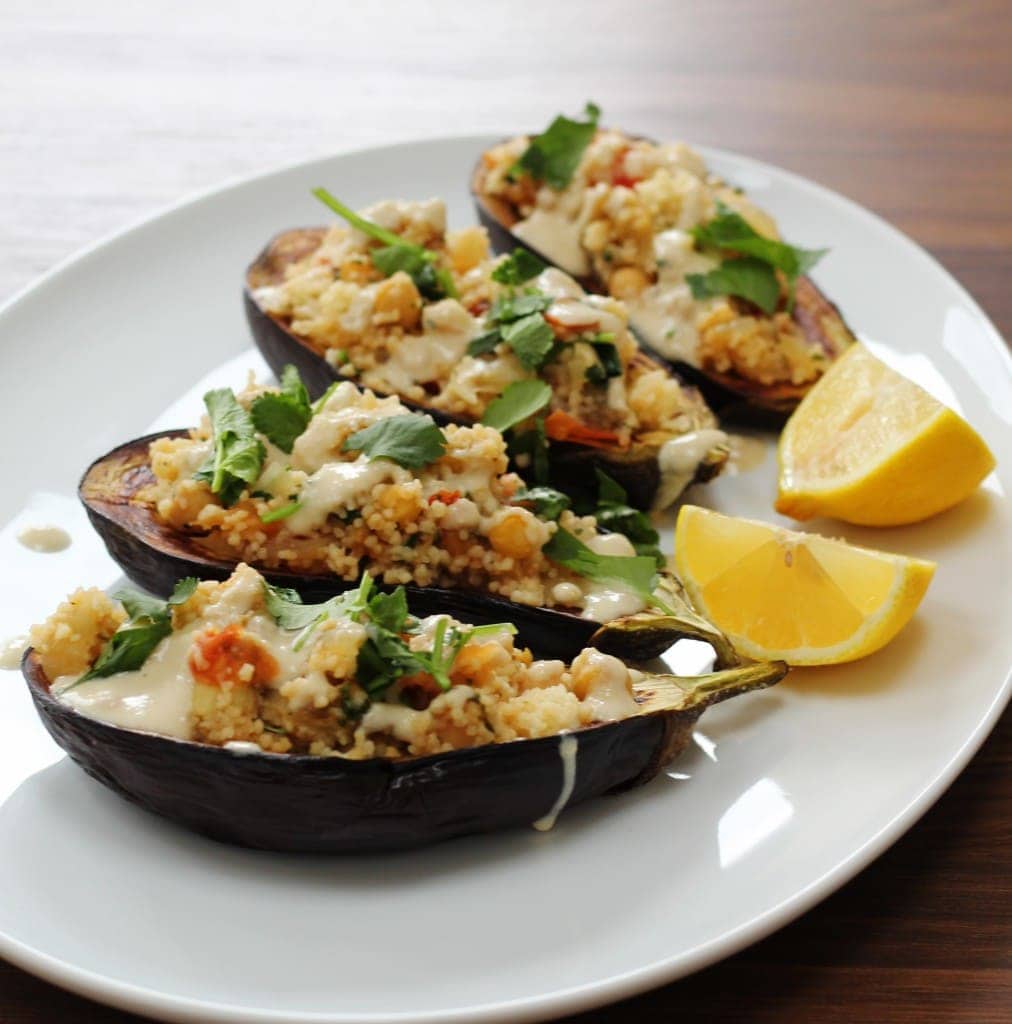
[79,431,737,665]
[245,229,728,508]
[470,154,856,417]
[23,647,784,852]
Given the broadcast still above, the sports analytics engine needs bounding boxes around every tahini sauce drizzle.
[532,734,579,832]
[17,525,71,553]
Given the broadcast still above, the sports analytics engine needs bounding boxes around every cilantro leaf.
[544,527,659,603]
[686,258,781,315]
[512,485,571,521]
[343,413,446,469]
[511,102,602,190]
[690,203,828,311]
[500,314,556,370]
[584,339,623,384]
[467,328,502,357]
[311,188,457,300]
[481,379,552,432]
[250,365,312,453]
[592,469,663,566]
[74,587,176,685]
[366,588,410,633]
[508,417,551,484]
[491,248,547,285]
[167,577,200,606]
[356,625,424,696]
[490,291,553,322]
[194,388,265,507]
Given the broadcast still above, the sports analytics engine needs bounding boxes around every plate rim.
[0,132,1009,1024]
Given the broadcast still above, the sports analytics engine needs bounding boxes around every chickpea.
[607,265,650,301]
[339,258,379,285]
[374,272,422,329]
[488,511,535,560]
[376,487,420,526]
[446,227,490,274]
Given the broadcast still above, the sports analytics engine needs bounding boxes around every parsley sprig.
[263,575,517,698]
[250,364,311,454]
[592,470,663,566]
[311,188,457,301]
[69,578,198,687]
[343,412,447,469]
[195,389,266,507]
[510,102,601,190]
[686,202,827,314]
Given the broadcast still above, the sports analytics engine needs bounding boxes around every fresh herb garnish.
[259,501,302,523]
[481,380,553,434]
[507,417,551,484]
[467,290,557,369]
[592,469,663,566]
[73,578,196,686]
[686,202,827,313]
[194,389,266,508]
[491,247,547,286]
[250,364,311,454]
[544,527,662,608]
[343,412,446,469]
[510,102,601,190]
[512,484,571,521]
[264,574,516,699]
[687,257,782,315]
[311,188,457,300]
[584,337,623,384]
[499,314,556,370]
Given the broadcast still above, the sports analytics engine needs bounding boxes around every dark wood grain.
[0,0,1009,1021]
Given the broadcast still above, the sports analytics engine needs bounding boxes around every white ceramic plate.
[0,136,1009,1024]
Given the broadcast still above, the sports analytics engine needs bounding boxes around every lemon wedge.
[674,505,935,665]
[775,343,995,526]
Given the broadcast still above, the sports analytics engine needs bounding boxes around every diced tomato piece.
[544,409,622,450]
[188,623,279,688]
[610,145,642,188]
[428,489,461,506]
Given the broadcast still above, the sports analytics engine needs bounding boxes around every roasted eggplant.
[471,136,856,416]
[80,430,738,665]
[23,641,784,853]
[245,223,728,509]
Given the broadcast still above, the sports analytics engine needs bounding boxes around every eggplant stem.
[635,660,788,713]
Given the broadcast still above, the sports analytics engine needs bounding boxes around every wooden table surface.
[1,1,1009,1021]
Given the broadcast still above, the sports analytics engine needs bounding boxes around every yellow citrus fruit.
[674,505,936,665]
[775,343,995,526]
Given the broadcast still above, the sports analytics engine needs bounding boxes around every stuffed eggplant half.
[245,193,728,509]
[471,104,856,413]
[24,565,787,851]
[80,372,737,664]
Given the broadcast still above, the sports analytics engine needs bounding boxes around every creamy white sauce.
[654,428,729,510]
[533,734,579,832]
[377,300,479,394]
[361,701,425,744]
[513,209,589,277]
[0,635,28,671]
[56,625,199,739]
[17,525,71,553]
[577,532,647,622]
[576,650,639,722]
[532,267,585,300]
[285,458,403,533]
[551,581,583,606]
[627,229,719,363]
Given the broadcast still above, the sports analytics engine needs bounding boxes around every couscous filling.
[252,194,724,499]
[146,372,673,623]
[478,108,832,388]
[31,565,640,758]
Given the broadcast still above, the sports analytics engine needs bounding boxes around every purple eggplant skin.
[470,153,857,419]
[244,230,728,507]
[79,431,727,664]
[22,648,784,853]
